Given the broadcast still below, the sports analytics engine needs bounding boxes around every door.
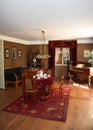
[0,40,5,89]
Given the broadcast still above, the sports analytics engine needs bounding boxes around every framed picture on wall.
[11,46,16,60]
[18,49,22,58]
[84,50,90,57]
[5,49,10,58]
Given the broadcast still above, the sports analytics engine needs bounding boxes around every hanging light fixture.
[36,30,51,59]
[36,30,51,69]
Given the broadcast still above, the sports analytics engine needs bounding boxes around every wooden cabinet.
[27,53,41,69]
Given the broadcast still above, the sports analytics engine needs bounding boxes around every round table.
[35,77,53,101]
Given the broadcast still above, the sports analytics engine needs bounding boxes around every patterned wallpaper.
[4,41,93,78]
[55,43,93,79]
[4,41,28,69]
[77,44,93,62]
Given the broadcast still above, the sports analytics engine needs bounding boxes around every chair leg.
[33,93,36,99]
[59,88,63,99]
[5,81,8,87]
[23,93,27,103]
[15,81,18,88]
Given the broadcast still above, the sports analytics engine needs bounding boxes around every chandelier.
[36,30,51,69]
[36,30,51,59]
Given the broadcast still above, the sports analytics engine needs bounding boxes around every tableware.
[47,75,50,77]
[33,75,36,78]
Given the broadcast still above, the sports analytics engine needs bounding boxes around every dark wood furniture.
[27,52,41,69]
[69,62,93,86]
[49,75,64,98]
[24,69,39,77]
[34,76,53,100]
[22,71,37,102]
[4,67,26,88]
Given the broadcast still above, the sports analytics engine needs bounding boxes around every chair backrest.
[59,75,64,88]
[22,72,35,92]
[47,69,52,76]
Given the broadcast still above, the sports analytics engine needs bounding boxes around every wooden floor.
[0,81,93,130]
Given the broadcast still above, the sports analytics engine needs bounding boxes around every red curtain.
[48,40,77,75]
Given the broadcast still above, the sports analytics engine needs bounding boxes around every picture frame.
[18,49,22,58]
[84,50,90,57]
[11,46,16,60]
[5,49,10,58]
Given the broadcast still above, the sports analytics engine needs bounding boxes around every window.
[55,48,70,66]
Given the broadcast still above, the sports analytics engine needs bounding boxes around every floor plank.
[0,81,93,130]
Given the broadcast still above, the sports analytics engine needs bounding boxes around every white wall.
[0,40,5,89]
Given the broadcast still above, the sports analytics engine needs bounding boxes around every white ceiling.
[0,0,93,43]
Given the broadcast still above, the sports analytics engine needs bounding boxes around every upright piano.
[69,62,93,86]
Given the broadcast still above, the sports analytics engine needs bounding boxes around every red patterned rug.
[2,86,71,122]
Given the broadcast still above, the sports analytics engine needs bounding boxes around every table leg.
[88,76,91,87]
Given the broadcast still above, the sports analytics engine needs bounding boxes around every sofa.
[4,67,26,88]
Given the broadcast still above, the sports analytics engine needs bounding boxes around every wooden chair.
[49,75,64,98]
[46,69,52,76]
[22,71,37,102]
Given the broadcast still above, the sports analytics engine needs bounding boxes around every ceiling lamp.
[36,30,50,59]
[36,30,51,69]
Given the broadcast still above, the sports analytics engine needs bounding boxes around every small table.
[34,77,53,100]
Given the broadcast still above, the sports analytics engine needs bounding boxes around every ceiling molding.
[0,35,48,45]
[77,38,93,44]
[0,34,93,45]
